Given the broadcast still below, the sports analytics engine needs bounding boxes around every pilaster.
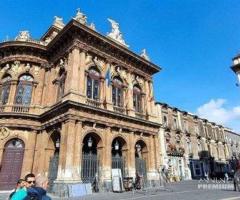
[57,119,80,181]
[126,73,134,116]
[127,132,136,178]
[101,127,112,182]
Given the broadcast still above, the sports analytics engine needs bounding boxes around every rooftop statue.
[140,49,150,61]
[53,16,65,29]
[89,22,96,31]
[107,18,129,47]
[15,31,31,41]
[74,8,87,25]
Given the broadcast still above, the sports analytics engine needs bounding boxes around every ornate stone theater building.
[0,10,162,192]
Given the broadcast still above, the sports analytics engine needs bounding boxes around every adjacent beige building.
[156,102,231,181]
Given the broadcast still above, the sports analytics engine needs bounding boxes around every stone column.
[30,83,37,105]
[78,50,86,101]
[64,48,81,101]
[33,67,44,106]
[101,127,112,189]
[56,119,81,182]
[72,121,83,181]
[45,69,57,106]
[6,80,17,111]
[21,130,37,174]
[32,130,48,174]
[104,63,113,110]
[126,73,134,116]
[128,132,136,178]
[147,135,159,182]
[144,80,151,116]
[99,77,105,108]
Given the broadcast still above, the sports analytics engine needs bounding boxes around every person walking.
[25,173,36,188]
[24,175,51,200]
[9,179,27,200]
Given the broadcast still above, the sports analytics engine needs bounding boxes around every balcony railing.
[86,98,101,108]
[113,106,125,114]
[0,105,5,112]
[135,112,146,119]
[12,105,30,113]
[0,104,42,114]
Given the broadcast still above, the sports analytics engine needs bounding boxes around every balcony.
[0,105,5,112]
[86,98,101,108]
[113,106,125,114]
[0,104,42,114]
[135,112,146,119]
[12,105,30,113]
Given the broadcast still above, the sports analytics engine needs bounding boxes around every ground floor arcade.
[0,107,161,192]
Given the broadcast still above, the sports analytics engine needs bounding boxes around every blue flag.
[105,67,111,87]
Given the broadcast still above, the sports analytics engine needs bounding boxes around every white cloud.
[196,99,240,132]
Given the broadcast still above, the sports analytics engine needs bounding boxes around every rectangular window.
[87,77,92,99]
[93,80,99,100]
[112,87,116,106]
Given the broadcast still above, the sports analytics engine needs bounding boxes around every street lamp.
[88,137,93,148]
[88,136,93,155]
[114,140,119,151]
[136,143,142,158]
[55,138,60,149]
[231,54,240,86]
[114,140,120,157]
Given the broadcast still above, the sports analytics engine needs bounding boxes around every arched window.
[86,67,100,100]
[112,77,123,107]
[133,85,142,112]
[0,75,11,105]
[15,74,33,105]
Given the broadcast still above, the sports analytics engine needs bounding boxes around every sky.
[0,0,240,132]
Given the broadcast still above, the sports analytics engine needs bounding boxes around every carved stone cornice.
[40,100,160,135]
[0,55,47,66]
[46,19,160,78]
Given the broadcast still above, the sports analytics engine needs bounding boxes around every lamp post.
[55,138,60,149]
[136,143,142,158]
[88,136,93,155]
[114,140,120,157]
[231,54,240,86]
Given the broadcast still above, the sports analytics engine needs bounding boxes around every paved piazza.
[1,181,240,200]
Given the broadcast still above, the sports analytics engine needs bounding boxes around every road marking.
[218,197,240,200]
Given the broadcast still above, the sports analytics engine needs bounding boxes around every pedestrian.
[25,173,36,188]
[9,179,27,200]
[24,175,51,200]
[234,161,240,192]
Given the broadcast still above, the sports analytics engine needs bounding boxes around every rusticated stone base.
[51,181,92,197]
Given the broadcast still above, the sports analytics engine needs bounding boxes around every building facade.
[0,10,239,194]
[0,11,162,192]
[156,103,230,181]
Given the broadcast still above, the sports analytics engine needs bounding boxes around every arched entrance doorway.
[47,131,60,191]
[111,137,127,177]
[0,138,25,190]
[81,133,101,184]
[135,140,147,184]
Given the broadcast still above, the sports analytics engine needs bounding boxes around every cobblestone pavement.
[1,181,240,200]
